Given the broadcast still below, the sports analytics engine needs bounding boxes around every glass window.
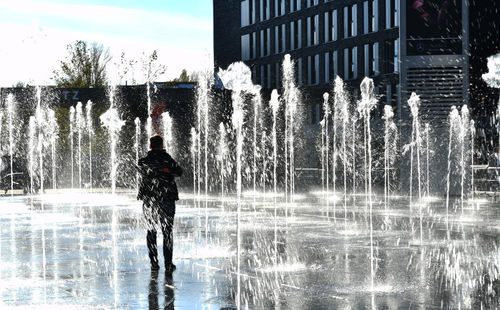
[260,30,265,57]
[314,54,319,85]
[363,0,378,33]
[333,50,338,78]
[260,0,270,21]
[298,57,303,86]
[291,0,301,12]
[298,19,302,48]
[343,47,357,80]
[394,0,399,27]
[307,17,311,46]
[364,43,378,76]
[307,55,312,85]
[332,10,338,40]
[344,7,348,38]
[251,32,256,59]
[344,5,358,37]
[394,38,399,72]
[314,15,319,45]
[344,48,349,79]
[274,25,285,54]
[364,44,369,76]
[325,52,330,83]
[351,5,357,37]
[275,26,280,54]
[241,0,250,27]
[352,47,358,79]
[373,42,379,75]
[290,21,295,50]
[282,24,286,53]
[251,0,256,24]
[266,28,271,56]
[260,0,264,21]
[324,12,329,42]
[275,0,285,17]
[385,0,398,29]
[363,1,369,34]
[241,34,250,60]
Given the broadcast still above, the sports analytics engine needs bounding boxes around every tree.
[52,40,111,88]
[172,69,196,83]
[141,50,167,83]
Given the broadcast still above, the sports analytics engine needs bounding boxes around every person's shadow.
[148,270,175,310]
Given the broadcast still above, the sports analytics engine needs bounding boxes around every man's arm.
[162,155,183,177]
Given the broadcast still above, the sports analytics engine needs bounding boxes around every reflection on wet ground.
[1,191,500,309]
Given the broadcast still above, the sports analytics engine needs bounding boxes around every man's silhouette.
[138,135,182,271]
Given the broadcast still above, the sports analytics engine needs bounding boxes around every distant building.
[213,0,485,124]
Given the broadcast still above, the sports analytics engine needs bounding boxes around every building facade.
[214,0,475,122]
[214,0,402,109]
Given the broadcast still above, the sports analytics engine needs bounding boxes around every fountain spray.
[29,117,36,194]
[446,107,461,237]
[100,85,125,195]
[190,127,197,199]
[162,112,174,155]
[334,77,349,222]
[76,102,84,189]
[459,105,470,212]
[383,105,396,212]
[36,86,44,193]
[283,55,300,203]
[408,92,422,203]
[320,119,325,194]
[425,123,430,197]
[146,82,153,142]
[470,120,475,201]
[7,94,14,196]
[134,117,141,192]
[358,77,377,292]
[47,109,58,190]
[322,93,330,215]
[218,61,255,310]
[218,123,227,203]
[85,101,93,190]
[270,89,280,283]
[252,86,262,194]
[70,106,75,189]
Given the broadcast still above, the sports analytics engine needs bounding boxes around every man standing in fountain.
[138,135,182,272]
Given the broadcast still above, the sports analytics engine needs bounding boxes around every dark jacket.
[137,150,183,203]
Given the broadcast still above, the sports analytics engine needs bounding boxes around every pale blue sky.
[0,0,214,86]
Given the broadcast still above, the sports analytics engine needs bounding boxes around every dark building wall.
[469,0,500,156]
[213,0,241,70]
[213,0,401,132]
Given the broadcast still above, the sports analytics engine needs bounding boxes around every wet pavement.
[1,191,500,309]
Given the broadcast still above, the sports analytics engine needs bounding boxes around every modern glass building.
[213,0,476,125]
[215,1,405,111]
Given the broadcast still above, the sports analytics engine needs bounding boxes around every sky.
[0,0,213,86]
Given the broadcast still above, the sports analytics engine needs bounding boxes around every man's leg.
[144,204,159,269]
[147,229,159,269]
[161,215,174,265]
[159,201,176,270]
